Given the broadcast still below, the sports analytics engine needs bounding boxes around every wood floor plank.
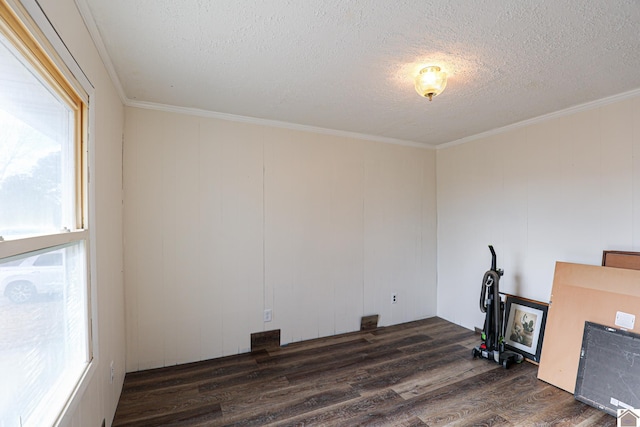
[113,316,614,426]
[499,386,616,427]
[493,380,571,423]
[364,368,529,426]
[284,346,403,384]
[254,337,372,365]
[222,386,361,426]
[439,409,511,427]
[123,352,260,389]
[573,412,617,427]
[267,389,406,427]
[352,344,470,392]
[112,400,222,427]
[416,368,544,426]
[399,330,478,355]
[393,357,500,399]
[197,375,291,406]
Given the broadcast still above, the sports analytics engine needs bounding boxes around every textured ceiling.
[78,0,640,147]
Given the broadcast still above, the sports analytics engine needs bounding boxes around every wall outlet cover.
[615,311,635,330]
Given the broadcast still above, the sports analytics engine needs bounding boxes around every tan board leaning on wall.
[537,262,640,393]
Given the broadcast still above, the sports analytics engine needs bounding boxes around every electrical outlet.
[391,293,397,304]
[615,311,635,330]
[264,309,272,322]
[110,361,114,384]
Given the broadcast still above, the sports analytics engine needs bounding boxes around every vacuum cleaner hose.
[479,270,495,313]
[479,273,487,313]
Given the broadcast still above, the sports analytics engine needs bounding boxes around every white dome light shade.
[415,66,447,101]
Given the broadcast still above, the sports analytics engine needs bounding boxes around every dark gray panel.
[574,321,640,416]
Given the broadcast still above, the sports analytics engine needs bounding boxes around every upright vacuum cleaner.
[472,245,523,368]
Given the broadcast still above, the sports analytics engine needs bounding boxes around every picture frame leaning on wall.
[503,295,549,364]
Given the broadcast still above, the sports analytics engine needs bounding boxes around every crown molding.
[126,100,434,150]
[438,88,640,150]
[74,0,127,103]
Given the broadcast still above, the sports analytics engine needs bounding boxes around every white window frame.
[0,0,98,425]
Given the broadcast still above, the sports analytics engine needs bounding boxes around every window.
[0,1,91,426]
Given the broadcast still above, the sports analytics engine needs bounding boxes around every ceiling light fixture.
[415,66,447,101]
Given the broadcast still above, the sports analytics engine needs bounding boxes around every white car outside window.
[0,252,64,303]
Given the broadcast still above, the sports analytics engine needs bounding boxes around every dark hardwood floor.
[113,317,615,426]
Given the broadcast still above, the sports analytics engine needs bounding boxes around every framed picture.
[503,295,548,363]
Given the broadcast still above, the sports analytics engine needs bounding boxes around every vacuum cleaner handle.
[489,245,496,271]
[488,244,504,276]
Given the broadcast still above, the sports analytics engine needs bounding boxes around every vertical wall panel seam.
[360,149,367,316]
[434,150,439,315]
[634,98,638,249]
[197,119,203,359]
[262,140,266,331]
[596,108,602,249]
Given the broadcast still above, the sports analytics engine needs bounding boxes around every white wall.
[437,95,640,331]
[123,107,437,371]
[34,0,126,426]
